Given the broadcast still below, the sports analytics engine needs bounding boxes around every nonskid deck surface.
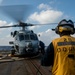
[0,52,52,75]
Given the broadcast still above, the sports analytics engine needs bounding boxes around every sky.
[0,0,75,46]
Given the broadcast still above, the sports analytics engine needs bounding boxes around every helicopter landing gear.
[39,41,45,55]
[11,50,15,56]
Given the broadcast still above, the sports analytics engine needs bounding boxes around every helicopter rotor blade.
[0,23,34,28]
[0,25,18,28]
[0,5,33,22]
[0,21,58,29]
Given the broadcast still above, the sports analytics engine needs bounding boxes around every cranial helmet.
[55,19,74,34]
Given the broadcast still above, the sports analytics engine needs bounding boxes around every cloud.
[0,20,13,32]
[0,20,7,26]
[38,29,59,46]
[0,34,14,46]
[27,3,63,24]
[38,3,52,10]
[0,20,7,32]
[28,10,63,24]
[38,28,75,46]
[28,25,40,30]
[0,20,13,45]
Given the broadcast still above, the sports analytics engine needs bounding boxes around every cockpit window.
[30,34,38,40]
[25,34,30,40]
[19,33,38,41]
[19,34,24,41]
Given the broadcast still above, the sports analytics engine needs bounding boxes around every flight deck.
[0,51,52,75]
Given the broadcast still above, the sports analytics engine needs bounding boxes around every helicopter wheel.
[11,50,15,55]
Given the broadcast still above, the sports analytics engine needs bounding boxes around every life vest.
[52,35,75,75]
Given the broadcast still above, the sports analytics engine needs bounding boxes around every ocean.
[0,46,12,51]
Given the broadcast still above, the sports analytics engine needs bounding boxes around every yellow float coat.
[52,35,75,75]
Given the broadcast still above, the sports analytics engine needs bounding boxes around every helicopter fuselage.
[10,30,40,56]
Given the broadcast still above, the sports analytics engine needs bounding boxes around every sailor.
[41,19,75,75]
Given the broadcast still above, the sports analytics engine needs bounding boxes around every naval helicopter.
[0,21,45,57]
[0,5,45,57]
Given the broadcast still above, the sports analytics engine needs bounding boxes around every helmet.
[55,19,74,34]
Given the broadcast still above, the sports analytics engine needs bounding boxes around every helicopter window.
[30,35,38,40]
[19,34,24,41]
[25,34,30,40]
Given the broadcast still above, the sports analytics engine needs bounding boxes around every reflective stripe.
[57,42,75,46]
[52,36,75,75]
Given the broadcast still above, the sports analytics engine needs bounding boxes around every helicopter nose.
[26,42,32,47]
[25,42,34,52]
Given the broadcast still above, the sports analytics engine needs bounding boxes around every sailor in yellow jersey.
[41,19,75,75]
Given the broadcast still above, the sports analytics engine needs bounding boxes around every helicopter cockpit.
[19,33,38,41]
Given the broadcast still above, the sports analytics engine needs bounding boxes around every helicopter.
[0,21,46,57]
[8,22,45,57]
[0,5,45,57]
